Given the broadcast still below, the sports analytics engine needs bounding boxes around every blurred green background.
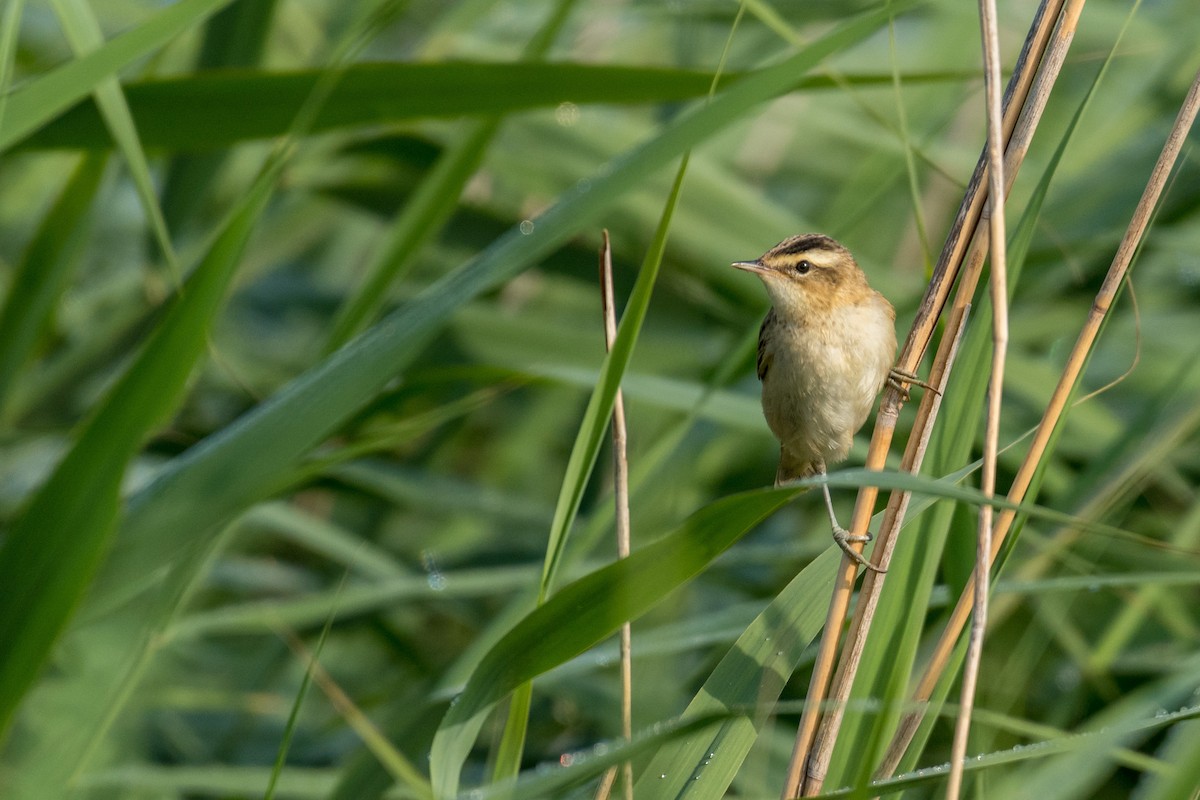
[1,0,1199,798]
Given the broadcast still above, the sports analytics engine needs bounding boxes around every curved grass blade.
[99,3,908,606]
[325,0,581,352]
[428,487,801,798]
[0,165,275,739]
[49,0,181,281]
[263,583,342,800]
[490,123,689,789]
[631,546,842,798]
[477,713,731,800]
[0,0,237,153]
[0,152,107,418]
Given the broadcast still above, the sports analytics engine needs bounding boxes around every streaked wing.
[756,308,776,382]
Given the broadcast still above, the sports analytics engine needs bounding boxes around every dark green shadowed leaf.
[160,0,278,232]
[480,3,587,779]
[11,64,967,152]
[0,170,274,737]
[325,0,579,352]
[0,152,107,417]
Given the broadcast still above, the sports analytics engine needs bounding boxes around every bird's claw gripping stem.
[833,525,887,573]
[888,366,940,401]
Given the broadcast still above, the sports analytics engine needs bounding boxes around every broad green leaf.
[0,0,237,153]
[0,163,274,737]
[12,65,967,152]
[429,486,801,798]
[632,546,842,798]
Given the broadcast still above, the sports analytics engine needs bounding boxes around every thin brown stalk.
[804,304,970,792]
[281,629,431,795]
[805,1,1088,792]
[594,230,634,800]
[947,0,1008,794]
[783,2,1067,796]
[876,61,1200,784]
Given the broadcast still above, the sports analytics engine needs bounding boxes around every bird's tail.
[774,448,819,487]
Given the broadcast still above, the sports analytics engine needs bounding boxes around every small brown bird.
[733,233,907,571]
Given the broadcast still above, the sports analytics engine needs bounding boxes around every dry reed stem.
[783,2,1068,796]
[594,231,634,800]
[848,0,1090,785]
[803,304,970,791]
[875,57,1200,787]
[946,0,1009,794]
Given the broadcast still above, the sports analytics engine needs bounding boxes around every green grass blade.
[49,0,180,281]
[479,714,731,800]
[161,0,277,232]
[324,117,502,351]
[10,64,964,151]
[428,487,800,798]
[631,547,842,798]
[325,0,579,351]
[0,166,275,738]
[0,0,237,153]
[263,581,341,800]
[0,0,23,131]
[492,49,687,776]
[538,155,688,600]
[0,152,107,417]
[99,3,905,604]
[986,658,1200,798]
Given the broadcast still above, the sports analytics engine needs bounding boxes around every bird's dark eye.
[795,259,813,275]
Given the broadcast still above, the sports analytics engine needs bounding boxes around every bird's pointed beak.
[732,259,769,275]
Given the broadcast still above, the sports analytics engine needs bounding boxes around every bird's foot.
[888,366,940,400]
[833,525,887,573]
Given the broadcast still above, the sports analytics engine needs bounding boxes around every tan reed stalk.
[875,61,1200,785]
[802,304,970,794]
[782,2,1070,796]
[946,0,1009,794]
[805,1,1089,791]
[594,231,634,800]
